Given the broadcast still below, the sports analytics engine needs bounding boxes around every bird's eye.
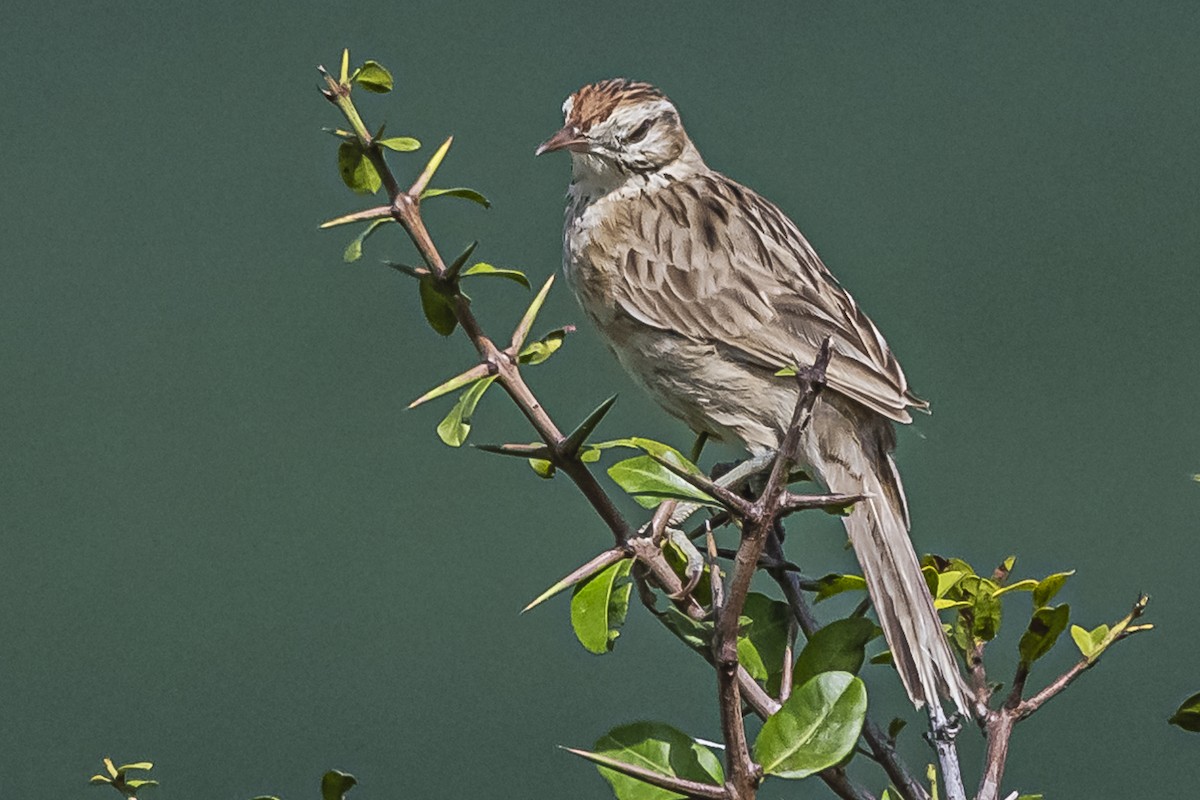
[626,118,654,143]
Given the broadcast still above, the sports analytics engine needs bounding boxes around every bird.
[536,78,971,717]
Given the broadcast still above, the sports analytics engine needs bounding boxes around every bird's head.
[536,79,699,183]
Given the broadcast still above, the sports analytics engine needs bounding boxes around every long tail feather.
[804,404,972,715]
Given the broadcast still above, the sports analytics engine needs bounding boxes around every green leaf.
[420,187,492,208]
[436,376,496,447]
[124,780,158,790]
[1069,623,1110,660]
[738,593,792,693]
[992,579,1039,598]
[528,457,555,478]
[408,363,490,409]
[1014,795,1044,800]
[1169,691,1200,733]
[343,218,392,262]
[753,671,868,779]
[336,142,381,194]
[971,586,1002,642]
[813,573,867,603]
[320,770,357,800]
[607,454,716,509]
[1018,604,1070,664]
[571,558,633,654]
[887,717,907,740]
[418,278,458,336]
[933,570,965,599]
[89,776,112,785]
[518,327,569,365]
[462,262,530,289]
[378,136,420,152]
[660,607,714,654]
[338,48,350,85]
[792,617,877,687]
[1033,570,1075,608]
[353,60,393,93]
[511,274,555,350]
[116,763,153,772]
[592,722,724,800]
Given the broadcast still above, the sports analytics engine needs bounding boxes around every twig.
[975,594,1152,800]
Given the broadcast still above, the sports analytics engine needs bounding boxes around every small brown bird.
[537,79,970,715]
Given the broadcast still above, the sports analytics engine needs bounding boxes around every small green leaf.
[592,721,724,800]
[571,558,633,654]
[775,365,797,377]
[738,593,792,693]
[971,586,1002,642]
[343,218,393,262]
[519,327,570,365]
[420,187,492,208]
[353,60,393,93]
[511,275,556,350]
[436,376,496,447]
[418,278,458,336]
[124,780,158,790]
[933,570,965,598]
[1014,795,1044,800]
[117,763,153,773]
[89,776,111,785]
[1069,623,1110,660]
[813,573,867,603]
[528,457,555,478]
[336,142,381,194]
[1032,570,1075,608]
[792,617,877,687]
[607,454,716,509]
[338,49,350,85]
[1018,604,1070,664]
[992,579,1039,598]
[378,136,420,152]
[462,262,529,289]
[321,770,357,800]
[660,606,714,653]
[1169,691,1200,732]
[408,363,490,409]
[753,671,868,779]
[887,717,907,740]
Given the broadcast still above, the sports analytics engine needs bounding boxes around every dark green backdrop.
[2,2,1197,798]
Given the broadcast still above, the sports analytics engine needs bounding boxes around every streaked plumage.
[539,80,970,715]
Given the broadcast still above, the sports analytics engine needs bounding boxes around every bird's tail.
[811,420,972,716]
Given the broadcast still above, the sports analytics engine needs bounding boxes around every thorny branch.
[321,67,1153,800]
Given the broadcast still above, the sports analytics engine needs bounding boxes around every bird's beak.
[536,126,588,156]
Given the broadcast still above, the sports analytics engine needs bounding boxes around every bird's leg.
[639,451,779,601]
[667,450,776,527]
[666,526,706,598]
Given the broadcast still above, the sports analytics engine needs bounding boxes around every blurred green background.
[2,2,1197,798]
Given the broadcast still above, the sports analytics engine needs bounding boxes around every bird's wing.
[610,173,926,423]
